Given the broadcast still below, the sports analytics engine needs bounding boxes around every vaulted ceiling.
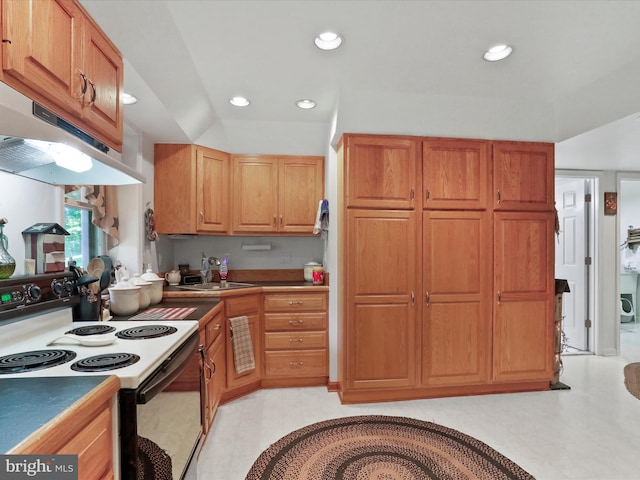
[81,0,640,170]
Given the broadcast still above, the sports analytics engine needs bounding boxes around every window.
[64,188,105,268]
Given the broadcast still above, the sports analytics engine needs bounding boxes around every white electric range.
[0,271,202,480]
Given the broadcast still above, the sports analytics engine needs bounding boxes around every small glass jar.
[312,266,324,285]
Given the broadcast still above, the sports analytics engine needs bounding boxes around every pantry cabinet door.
[421,210,492,386]
[423,138,490,210]
[344,135,419,209]
[345,209,419,389]
[493,141,554,211]
[493,212,555,382]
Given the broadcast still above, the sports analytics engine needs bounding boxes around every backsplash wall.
[157,235,324,273]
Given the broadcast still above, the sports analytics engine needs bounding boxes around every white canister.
[141,268,165,305]
[108,278,141,316]
[304,261,321,283]
[130,274,152,309]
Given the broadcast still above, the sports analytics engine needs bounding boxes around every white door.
[555,178,589,351]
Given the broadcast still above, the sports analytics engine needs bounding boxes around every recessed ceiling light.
[122,93,138,105]
[483,44,513,62]
[229,96,250,107]
[314,31,343,50]
[296,99,316,109]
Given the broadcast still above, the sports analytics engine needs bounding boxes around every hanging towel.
[229,315,255,374]
[313,199,329,239]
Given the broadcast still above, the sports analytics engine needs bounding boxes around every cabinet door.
[421,211,492,386]
[81,19,123,149]
[197,147,230,233]
[344,135,418,209]
[226,312,261,387]
[206,333,225,429]
[279,156,324,233]
[154,144,197,234]
[493,212,554,382]
[493,141,554,211]
[345,209,419,389]
[423,138,490,210]
[2,0,84,117]
[232,156,278,233]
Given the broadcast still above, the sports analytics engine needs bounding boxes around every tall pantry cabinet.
[337,133,555,403]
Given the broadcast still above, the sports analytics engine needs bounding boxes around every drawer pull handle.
[289,301,303,305]
[289,338,303,343]
[289,320,303,325]
[289,361,304,367]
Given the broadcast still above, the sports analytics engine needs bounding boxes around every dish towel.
[229,315,255,374]
[312,198,329,239]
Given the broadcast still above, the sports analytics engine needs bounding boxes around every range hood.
[0,82,146,185]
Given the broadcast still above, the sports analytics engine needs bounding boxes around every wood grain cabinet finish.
[224,294,262,395]
[493,211,555,382]
[493,141,554,211]
[263,292,328,386]
[423,138,490,210]
[1,0,123,150]
[154,144,230,234]
[231,155,324,234]
[343,134,419,209]
[343,209,419,391]
[338,133,554,403]
[421,210,492,386]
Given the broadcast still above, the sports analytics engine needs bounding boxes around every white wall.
[0,171,63,275]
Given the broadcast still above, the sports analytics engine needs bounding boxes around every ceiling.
[80,0,640,170]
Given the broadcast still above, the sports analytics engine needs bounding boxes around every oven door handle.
[136,331,200,404]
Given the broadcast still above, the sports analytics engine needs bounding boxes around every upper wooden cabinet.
[493,141,554,211]
[154,144,230,234]
[231,155,324,234]
[1,0,124,150]
[423,138,490,210]
[342,134,419,209]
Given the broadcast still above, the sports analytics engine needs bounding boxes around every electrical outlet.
[280,251,291,264]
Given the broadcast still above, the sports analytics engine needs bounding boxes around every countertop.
[162,281,328,299]
[0,376,118,453]
[109,297,222,321]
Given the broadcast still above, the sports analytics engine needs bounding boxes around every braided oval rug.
[246,415,535,480]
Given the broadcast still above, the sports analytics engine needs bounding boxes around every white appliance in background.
[0,272,201,480]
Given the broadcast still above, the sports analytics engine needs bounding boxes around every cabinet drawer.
[205,312,224,346]
[265,331,326,350]
[264,312,327,331]
[264,293,327,312]
[225,294,261,317]
[265,350,327,377]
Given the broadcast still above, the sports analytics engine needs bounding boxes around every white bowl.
[130,275,152,309]
[108,279,141,316]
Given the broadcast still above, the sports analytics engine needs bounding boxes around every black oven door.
[119,331,202,480]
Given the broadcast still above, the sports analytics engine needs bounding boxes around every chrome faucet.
[200,252,220,284]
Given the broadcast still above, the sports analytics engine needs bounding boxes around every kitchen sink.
[176,282,255,291]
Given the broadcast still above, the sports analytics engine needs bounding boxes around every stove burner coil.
[115,325,178,340]
[0,349,76,374]
[71,353,140,372]
[66,324,117,336]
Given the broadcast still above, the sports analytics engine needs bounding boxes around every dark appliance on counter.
[0,272,201,480]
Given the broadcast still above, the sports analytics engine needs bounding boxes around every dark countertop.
[110,297,222,321]
[0,376,113,453]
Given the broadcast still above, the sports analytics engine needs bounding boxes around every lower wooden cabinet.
[263,292,328,387]
[223,294,262,400]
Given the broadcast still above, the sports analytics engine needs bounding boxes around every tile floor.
[198,325,640,480]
